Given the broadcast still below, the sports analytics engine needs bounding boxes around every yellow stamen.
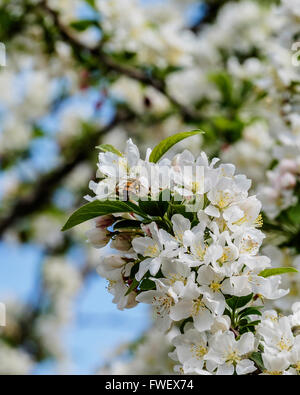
[210,282,222,292]
[233,215,248,226]
[191,344,207,359]
[264,370,282,375]
[167,273,186,285]
[226,350,241,364]
[294,362,300,371]
[152,295,173,316]
[217,192,231,209]
[191,298,205,316]
[194,245,207,261]
[277,337,292,352]
[254,214,263,228]
[145,244,159,257]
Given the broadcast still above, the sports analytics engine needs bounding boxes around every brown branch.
[190,0,235,33]
[0,112,133,237]
[0,0,206,236]
[39,0,199,122]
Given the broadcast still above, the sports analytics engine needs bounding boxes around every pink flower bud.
[279,159,298,174]
[111,233,133,251]
[280,172,296,189]
[86,227,111,248]
[95,215,115,229]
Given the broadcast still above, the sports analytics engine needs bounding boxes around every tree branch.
[39,0,199,122]
[190,0,235,33]
[0,112,133,237]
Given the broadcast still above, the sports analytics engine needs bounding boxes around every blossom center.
[153,295,173,316]
[295,362,300,372]
[226,350,241,364]
[191,298,205,316]
[191,344,207,359]
[210,282,222,292]
[233,214,248,226]
[240,237,259,254]
[254,214,263,228]
[145,244,160,257]
[194,245,206,261]
[191,181,201,194]
[217,192,231,208]
[277,337,292,352]
[219,247,231,264]
[167,273,186,285]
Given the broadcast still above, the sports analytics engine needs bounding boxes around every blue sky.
[0,0,206,374]
[0,241,150,374]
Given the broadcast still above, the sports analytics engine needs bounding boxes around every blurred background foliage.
[0,0,300,374]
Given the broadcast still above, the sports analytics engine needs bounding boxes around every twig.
[0,112,133,237]
[190,0,233,33]
[39,0,199,122]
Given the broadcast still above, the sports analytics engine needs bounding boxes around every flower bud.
[280,172,296,189]
[86,227,111,248]
[279,159,298,174]
[95,215,115,229]
[111,233,133,251]
[97,255,126,281]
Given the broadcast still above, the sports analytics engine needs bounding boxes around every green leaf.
[139,279,156,291]
[33,126,45,138]
[149,130,204,163]
[259,267,298,278]
[62,200,146,231]
[179,318,193,334]
[224,308,232,319]
[226,297,237,311]
[210,72,233,106]
[235,294,254,308]
[138,198,169,218]
[130,262,140,280]
[238,319,249,327]
[240,320,261,328]
[138,200,159,216]
[238,308,262,319]
[114,220,142,230]
[125,279,139,296]
[96,144,123,157]
[287,204,300,225]
[70,19,99,32]
[226,294,253,311]
[84,0,96,7]
[250,351,265,372]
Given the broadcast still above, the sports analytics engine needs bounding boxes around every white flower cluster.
[43,257,81,323]
[0,340,33,375]
[221,121,274,185]
[263,246,300,311]
[0,257,84,374]
[83,138,300,375]
[257,303,300,375]
[96,0,195,68]
[170,301,300,376]
[249,1,300,219]
[259,156,300,220]
[4,0,300,375]
[98,326,177,375]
